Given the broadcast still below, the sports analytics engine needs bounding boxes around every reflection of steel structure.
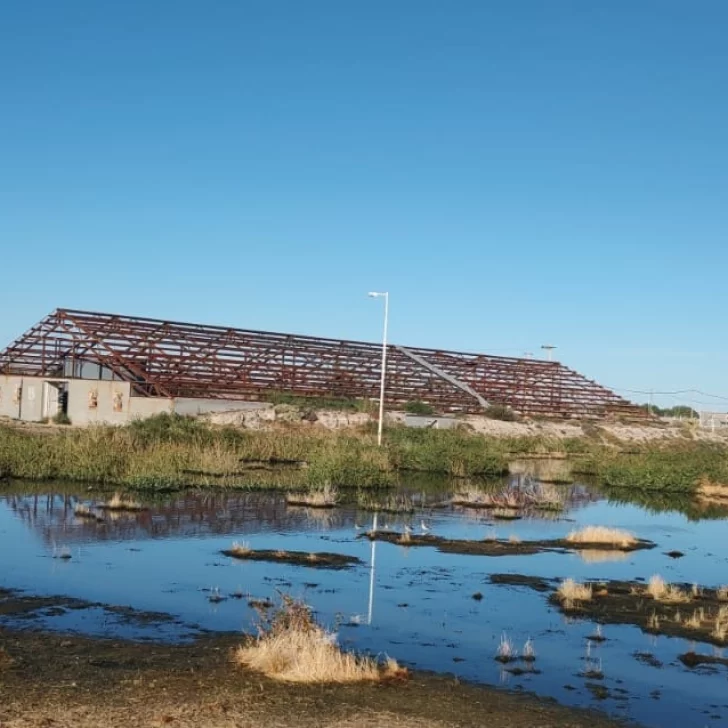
[2,492,353,547]
[0,309,643,418]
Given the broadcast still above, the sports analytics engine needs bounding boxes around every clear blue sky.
[1,1,727,409]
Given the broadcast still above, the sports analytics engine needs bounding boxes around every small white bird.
[404,524,413,535]
[354,523,362,531]
[420,520,430,533]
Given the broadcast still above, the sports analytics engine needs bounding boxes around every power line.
[608,386,728,402]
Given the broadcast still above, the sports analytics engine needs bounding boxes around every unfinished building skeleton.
[0,309,642,424]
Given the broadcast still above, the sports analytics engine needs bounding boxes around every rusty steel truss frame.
[0,309,643,418]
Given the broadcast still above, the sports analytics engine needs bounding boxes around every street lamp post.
[541,344,557,361]
[368,292,389,446]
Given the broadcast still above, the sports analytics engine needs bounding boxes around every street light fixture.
[368,291,389,446]
[541,344,557,361]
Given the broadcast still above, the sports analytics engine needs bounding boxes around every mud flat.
[363,531,654,557]
[0,622,631,728]
[221,548,362,569]
[490,576,728,647]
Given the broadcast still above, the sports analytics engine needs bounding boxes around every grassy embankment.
[1,413,727,496]
[0,414,508,492]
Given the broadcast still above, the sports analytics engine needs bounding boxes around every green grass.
[0,415,504,491]
[597,446,728,492]
[265,392,375,413]
[404,400,436,416]
[384,426,509,478]
[1,414,727,495]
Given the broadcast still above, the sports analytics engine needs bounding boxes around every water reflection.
[2,479,728,728]
[3,478,603,548]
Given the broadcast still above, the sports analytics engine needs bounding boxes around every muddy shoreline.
[221,548,362,569]
[490,575,728,647]
[0,594,632,728]
[363,531,654,557]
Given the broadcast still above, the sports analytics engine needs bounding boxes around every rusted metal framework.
[0,309,643,418]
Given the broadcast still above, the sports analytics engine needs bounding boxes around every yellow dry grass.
[685,610,702,629]
[236,597,405,683]
[697,477,728,502]
[286,484,339,507]
[713,606,728,641]
[556,578,593,602]
[646,575,690,603]
[230,541,252,556]
[105,492,143,510]
[565,526,637,548]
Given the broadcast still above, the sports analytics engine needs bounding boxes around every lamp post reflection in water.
[367,512,378,625]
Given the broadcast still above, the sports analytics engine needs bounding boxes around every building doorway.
[43,381,68,421]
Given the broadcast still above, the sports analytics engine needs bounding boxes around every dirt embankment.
[201,406,727,446]
[4,406,725,448]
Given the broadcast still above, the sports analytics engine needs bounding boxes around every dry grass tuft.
[492,508,520,520]
[508,534,522,544]
[235,595,405,683]
[454,483,563,510]
[495,633,515,663]
[482,528,497,542]
[648,612,660,630]
[104,493,143,511]
[521,638,536,661]
[556,579,592,603]
[717,586,728,601]
[685,610,702,629]
[286,484,339,507]
[646,575,690,603]
[230,540,252,556]
[565,526,637,548]
[697,477,728,502]
[713,606,728,641]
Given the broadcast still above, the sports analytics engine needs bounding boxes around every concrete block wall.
[129,395,174,420]
[173,398,269,416]
[67,380,132,426]
[0,375,23,419]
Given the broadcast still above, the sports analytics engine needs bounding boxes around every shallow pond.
[1,477,728,728]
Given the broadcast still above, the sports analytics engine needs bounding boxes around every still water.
[1,479,727,727]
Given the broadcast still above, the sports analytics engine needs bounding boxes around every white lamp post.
[368,291,389,446]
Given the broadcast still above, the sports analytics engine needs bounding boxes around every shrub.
[483,404,517,422]
[404,400,435,416]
